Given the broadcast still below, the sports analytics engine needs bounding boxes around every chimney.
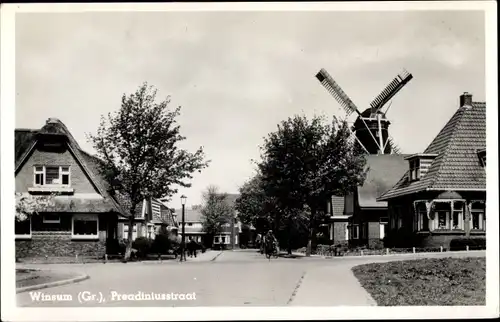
[46,118,61,124]
[460,92,473,107]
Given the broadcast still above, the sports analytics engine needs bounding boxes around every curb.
[287,271,306,305]
[16,274,90,294]
[297,250,486,260]
[210,251,223,262]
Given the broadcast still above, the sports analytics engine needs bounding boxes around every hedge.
[449,238,486,251]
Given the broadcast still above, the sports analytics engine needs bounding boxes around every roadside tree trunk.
[287,216,292,255]
[124,217,134,261]
[124,204,137,262]
[305,207,315,257]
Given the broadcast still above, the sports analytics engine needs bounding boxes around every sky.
[15,10,486,210]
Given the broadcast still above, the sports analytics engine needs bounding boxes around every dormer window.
[410,159,421,181]
[405,154,438,182]
[477,149,486,167]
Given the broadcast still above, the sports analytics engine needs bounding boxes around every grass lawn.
[352,257,486,306]
[16,269,79,289]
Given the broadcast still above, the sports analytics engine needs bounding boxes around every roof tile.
[379,101,486,200]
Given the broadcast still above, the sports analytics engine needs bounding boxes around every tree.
[200,185,234,248]
[15,192,58,221]
[235,172,275,231]
[88,82,209,261]
[258,114,367,256]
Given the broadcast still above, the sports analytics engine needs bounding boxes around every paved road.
[16,249,485,307]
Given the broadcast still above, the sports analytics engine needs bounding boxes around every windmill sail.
[370,70,413,114]
[316,69,360,116]
[387,136,401,154]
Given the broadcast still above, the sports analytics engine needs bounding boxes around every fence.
[296,244,486,257]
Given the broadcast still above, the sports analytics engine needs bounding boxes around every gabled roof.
[15,118,126,216]
[358,154,410,208]
[223,193,240,209]
[172,193,239,223]
[175,208,203,223]
[378,101,486,201]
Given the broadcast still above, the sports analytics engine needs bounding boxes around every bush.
[383,227,422,248]
[132,237,152,258]
[151,233,172,255]
[450,238,486,251]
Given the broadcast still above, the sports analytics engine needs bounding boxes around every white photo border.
[1,1,498,321]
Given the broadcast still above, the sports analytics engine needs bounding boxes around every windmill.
[315,68,413,154]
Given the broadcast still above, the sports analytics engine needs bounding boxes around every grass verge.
[16,269,80,289]
[352,257,485,306]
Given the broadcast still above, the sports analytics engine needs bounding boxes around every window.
[72,214,98,239]
[214,236,220,243]
[187,223,193,226]
[452,212,460,229]
[450,201,464,230]
[409,160,421,181]
[351,225,359,239]
[124,224,137,232]
[477,149,486,167]
[221,236,227,244]
[437,212,448,229]
[471,202,486,231]
[15,217,31,238]
[416,204,429,231]
[43,214,60,224]
[34,166,44,185]
[33,166,71,187]
[379,223,387,240]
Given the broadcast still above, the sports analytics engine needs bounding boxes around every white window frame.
[409,160,421,181]
[71,214,99,240]
[351,224,359,240]
[15,217,32,239]
[379,223,386,240]
[437,211,448,229]
[33,165,71,187]
[470,202,486,231]
[42,213,61,224]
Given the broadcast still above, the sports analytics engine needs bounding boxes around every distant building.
[117,198,178,241]
[378,93,486,249]
[174,207,206,244]
[175,193,242,249]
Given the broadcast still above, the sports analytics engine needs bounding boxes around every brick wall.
[419,232,485,249]
[16,146,98,194]
[16,231,106,257]
[16,214,111,258]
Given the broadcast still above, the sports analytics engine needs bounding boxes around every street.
[16,249,485,307]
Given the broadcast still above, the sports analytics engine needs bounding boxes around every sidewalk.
[289,263,377,306]
[289,250,485,306]
[182,250,222,262]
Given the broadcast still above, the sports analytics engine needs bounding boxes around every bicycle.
[265,243,279,260]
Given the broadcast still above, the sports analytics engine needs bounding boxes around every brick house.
[347,154,409,248]
[325,195,349,246]
[176,193,241,249]
[377,93,486,249]
[175,207,206,245]
[324,154,408,248]
[15,118,126,258]
[117,198,178,241]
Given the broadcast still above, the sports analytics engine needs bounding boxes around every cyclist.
[264,230,278,256]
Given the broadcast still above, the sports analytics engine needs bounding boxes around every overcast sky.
[15,10,485,209]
